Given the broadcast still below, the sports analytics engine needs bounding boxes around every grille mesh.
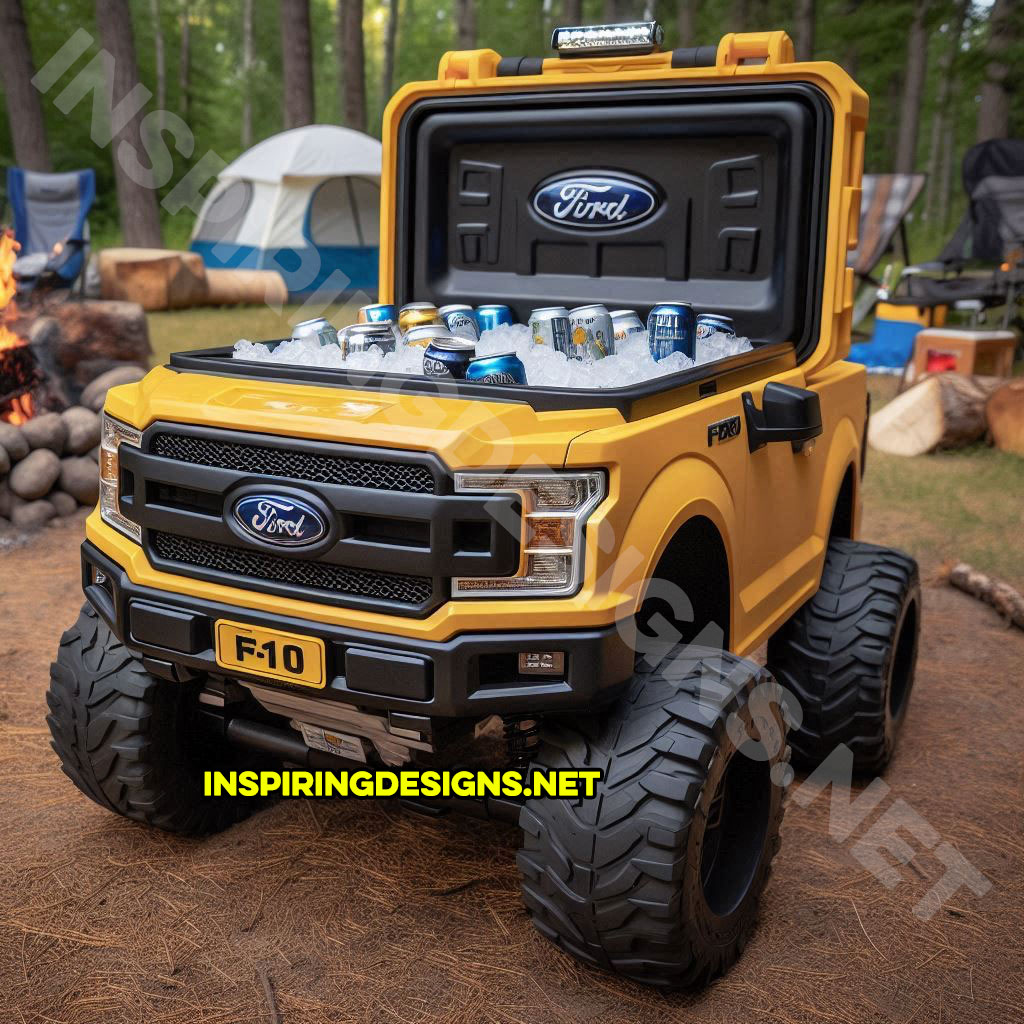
[150,433,436,493]
[151,532,434,607]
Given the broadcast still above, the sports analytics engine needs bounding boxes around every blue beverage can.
[465,351,528,385]
[647,301,696,361]
[475,304,514,331]
[441,308,480,341]
[695,313,736,342]
[422,334,477,379]
[358,303,397,324]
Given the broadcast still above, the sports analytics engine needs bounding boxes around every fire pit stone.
[10,498,55,531]
[9,448,61,501]
[60,407,101,454]
[59,456,100,506]
[20,412,67,454]
[0,422,30,462]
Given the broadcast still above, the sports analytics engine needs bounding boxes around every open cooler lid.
[390,66,834,360]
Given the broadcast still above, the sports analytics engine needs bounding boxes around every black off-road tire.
[517,649,788,989]
[47,603,267,835]
[768,538,921,776]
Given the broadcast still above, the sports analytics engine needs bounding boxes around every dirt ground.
[1,512,1022,1024]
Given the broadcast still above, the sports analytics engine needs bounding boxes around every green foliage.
[0,0,1020,250]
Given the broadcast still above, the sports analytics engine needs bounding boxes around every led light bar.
[552,21,664,58]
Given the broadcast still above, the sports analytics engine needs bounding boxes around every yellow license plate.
[214,620,326,689]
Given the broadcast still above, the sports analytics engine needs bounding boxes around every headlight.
[99,412,142,542]
[452,471,605,598]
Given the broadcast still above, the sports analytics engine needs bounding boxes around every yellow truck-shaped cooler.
[49,24,920,988]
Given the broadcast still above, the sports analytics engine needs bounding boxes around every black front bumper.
[82,542,634,717]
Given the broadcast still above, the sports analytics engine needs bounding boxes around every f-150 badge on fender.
[708,415,742,446]
[532,173,658,230]
[232,495,327,546]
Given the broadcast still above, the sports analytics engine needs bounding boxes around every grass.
[145,306,1024,589]
[863,376,1024,588]
[145,301,361,366]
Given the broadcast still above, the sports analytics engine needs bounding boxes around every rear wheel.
[47,603,267,835]
[768,538,921,775]
[517,649,788,988]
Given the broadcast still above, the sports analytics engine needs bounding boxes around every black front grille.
[151,532,434,607]
[150,432,436,493]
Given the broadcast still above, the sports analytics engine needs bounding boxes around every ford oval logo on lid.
[232,494,327,547]
[532,173,659,230]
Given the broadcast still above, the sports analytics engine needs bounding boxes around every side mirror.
[742,382,823,454]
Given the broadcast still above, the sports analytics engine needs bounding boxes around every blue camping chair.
[6,167,96,291]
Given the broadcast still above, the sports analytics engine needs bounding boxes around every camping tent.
[190,125,382,299]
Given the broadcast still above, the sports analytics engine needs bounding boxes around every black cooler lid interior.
[393,82,832,359]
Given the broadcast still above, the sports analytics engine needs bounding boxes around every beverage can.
[404,324,454,348]
[465,352,528,385]
[291,317,340,347]
[647,301,696,361]
[441,308,480,341]
[358,303,397,325]
[610,309,645,341]
[398,302,441,333]
[568,304,614,360]
[341,322,397,357]
[423,335,477,379]
[695,313,737,341]
[529,306,572,353]
[475,304,515,332]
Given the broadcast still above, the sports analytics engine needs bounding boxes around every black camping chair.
[890,139,1024,327]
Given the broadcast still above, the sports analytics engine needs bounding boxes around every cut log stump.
[868,373,1003,457]
[985,379,1024,456]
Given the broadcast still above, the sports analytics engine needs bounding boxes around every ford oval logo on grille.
[232,495,327,547]
[532,173,659,230]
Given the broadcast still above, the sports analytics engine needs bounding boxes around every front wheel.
[47,603,268,835]
[517,649,789,988]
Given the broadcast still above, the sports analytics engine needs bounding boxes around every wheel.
[767,538,920,776]
[517,649,788,988]
[47,603,267,835]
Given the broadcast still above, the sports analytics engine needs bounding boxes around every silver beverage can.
[610,309,645,341]
[568,304,614,360]
[404,324,456,349]
[341,322,397,356]
[292,316,340,347]
[529,306,572,353]
[438,303,474,316]
[441,307,480,341]
[695,313,736,341]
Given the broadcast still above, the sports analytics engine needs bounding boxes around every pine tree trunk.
[339,0,366,134]
[149,0,166,132]
[280,0,315,129]
[94,0,163,248]
[179,1,191,124]
[380,0,398,107]
[730,0,750,33]
[562,0,582,25]
[677,0,696,47]
[241,0,254,147]
[894,0,929,174]
[977,0,1013,143]
[937,121,955,230]
[794,0,815,61]
[923,0,967,222]
[456,0,476,48]
[0,0,52,171]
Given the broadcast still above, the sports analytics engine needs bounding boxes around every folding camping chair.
[890,140,1024,328]
[6,167,96,295]
[847,173,926,327]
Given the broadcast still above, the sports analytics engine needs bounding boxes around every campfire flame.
[0,229,35,425]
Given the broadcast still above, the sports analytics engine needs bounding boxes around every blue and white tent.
[190,125,382,298]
